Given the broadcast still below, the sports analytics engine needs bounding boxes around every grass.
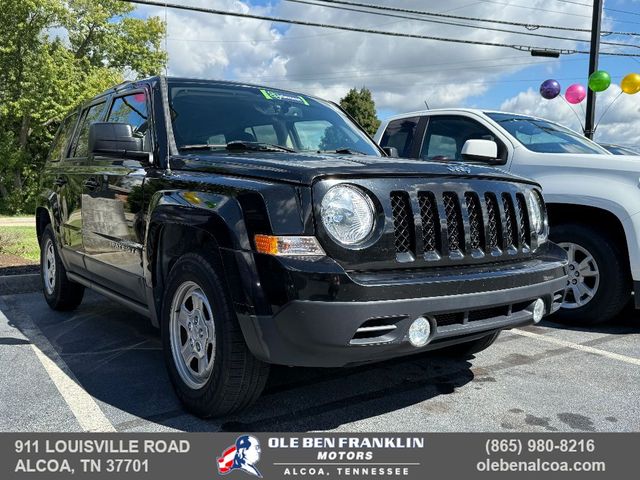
[0,226,40,263]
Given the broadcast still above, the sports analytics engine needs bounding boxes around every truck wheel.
[40,225,84,310]
[439,331,501,357]
[551,223,630,324]
[161,252,269,417]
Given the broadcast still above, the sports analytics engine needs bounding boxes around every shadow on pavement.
[2,291,474,432]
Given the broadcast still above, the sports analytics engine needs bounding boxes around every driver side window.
[420,116,505,163]
[107,92,151,151]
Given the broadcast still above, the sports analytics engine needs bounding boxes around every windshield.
[168,82,381,156]
[486,112,608,155]
[602,144,640,156]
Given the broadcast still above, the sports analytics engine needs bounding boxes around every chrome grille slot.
[516,193,531,248]
[502,192,518,250]
[390,192,415,260]
[465,192,484,252]
[443,192,464,256]
[484,192,501,251]
[418,192,440,259]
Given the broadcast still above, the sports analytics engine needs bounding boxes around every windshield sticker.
[260,89,310,106]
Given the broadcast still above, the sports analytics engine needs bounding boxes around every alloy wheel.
[558,242,600,309]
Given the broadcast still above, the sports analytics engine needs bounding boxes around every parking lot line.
[0,299,115,432]
[511,328,640,366]
[30,343,116,432]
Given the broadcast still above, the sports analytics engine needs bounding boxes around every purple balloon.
[540,79,561,100]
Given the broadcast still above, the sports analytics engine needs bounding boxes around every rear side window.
[108,92,151,150]
[70,102,106,158]
[48,112,78,162]
[379,117,420,158]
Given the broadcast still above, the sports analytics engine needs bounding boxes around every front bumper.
[238,243,568,367]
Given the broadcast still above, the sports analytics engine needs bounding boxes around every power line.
[287,0,639,50]
[526,0,640,18]
[288,0,640,36]
[119,0,640,57]
[474,0,640,24]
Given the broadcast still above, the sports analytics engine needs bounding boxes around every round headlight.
[320,185,375,246]
[528,190,548,243]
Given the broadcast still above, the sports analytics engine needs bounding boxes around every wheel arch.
[546,202,630,270]
[35,207,52,244]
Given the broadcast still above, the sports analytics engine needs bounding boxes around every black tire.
[40,225,84,310]
[550,223,630,325]
[439,331,501,357]
[161,252,269,418]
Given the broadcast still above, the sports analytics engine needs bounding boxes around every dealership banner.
[0,433,635,479]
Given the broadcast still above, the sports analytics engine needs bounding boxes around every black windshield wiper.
[317,148,366,155]
[178,144,226,151]
[226,141,296,153]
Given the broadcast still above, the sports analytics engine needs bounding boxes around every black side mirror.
[383,146,399,158]
[89,122,144,155]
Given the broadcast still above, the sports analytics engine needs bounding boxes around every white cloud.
[136,0,637,144]
[499,85,640,146]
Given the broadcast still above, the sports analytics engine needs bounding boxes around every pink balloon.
[565,83,586,104]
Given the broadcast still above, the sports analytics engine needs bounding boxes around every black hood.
[169,151,536,186]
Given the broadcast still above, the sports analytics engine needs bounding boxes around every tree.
[339,87,381,136]
[0,0,166,214]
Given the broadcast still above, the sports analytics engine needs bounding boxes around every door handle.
[83,178,100,191]
[54,177,67,187]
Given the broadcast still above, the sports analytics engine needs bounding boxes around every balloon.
[621,73,640,94]
[588,70,611,92]
[565,84,586,104]
[540,79,561,99]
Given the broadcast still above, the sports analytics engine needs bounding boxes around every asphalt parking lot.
[1,289,639,433]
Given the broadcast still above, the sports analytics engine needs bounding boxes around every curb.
[0,274,41,295]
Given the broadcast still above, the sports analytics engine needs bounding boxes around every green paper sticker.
[260,89,309,105]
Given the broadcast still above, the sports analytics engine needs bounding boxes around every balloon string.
[594,91,623,135]
[559,95,586,132]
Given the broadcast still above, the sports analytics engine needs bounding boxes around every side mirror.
[89,122,144,156]
[382,146,399,158]
[461,139,499,163]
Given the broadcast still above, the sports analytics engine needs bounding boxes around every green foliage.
[0,0,167,214]
[0,226,40,263]
[339,87,381,136]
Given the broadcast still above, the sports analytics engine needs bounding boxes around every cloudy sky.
[134,0,640,146]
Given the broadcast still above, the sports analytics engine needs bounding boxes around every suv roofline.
[381,108,563,126]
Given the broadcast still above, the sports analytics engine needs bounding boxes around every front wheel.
[40,225,84,310]
[551,223,630,325]
[161,253,269,417]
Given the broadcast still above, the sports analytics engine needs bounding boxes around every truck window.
[48,111,79,162]
[69,102,106,158]
[107,92,150,150]
[379,117,420,158]
[420,116,506,163]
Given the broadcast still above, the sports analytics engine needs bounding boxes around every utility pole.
[584,0,603,139]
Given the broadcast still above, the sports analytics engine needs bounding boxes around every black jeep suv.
[37,77,568,417]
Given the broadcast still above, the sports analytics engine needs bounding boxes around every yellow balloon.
[621,73,640,94]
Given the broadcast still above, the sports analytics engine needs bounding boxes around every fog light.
[408,316,432,347]
[532,298,545,323]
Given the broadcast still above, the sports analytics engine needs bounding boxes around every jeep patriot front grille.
[391,189,532,262]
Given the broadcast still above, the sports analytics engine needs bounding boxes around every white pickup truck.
[375,109,638,324]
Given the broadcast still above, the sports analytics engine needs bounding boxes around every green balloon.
[588,70,611,92]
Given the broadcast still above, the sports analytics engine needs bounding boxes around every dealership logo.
[447,164,472,174]
[217,436,263,478]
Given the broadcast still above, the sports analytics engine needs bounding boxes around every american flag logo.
[217,445,237,475]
